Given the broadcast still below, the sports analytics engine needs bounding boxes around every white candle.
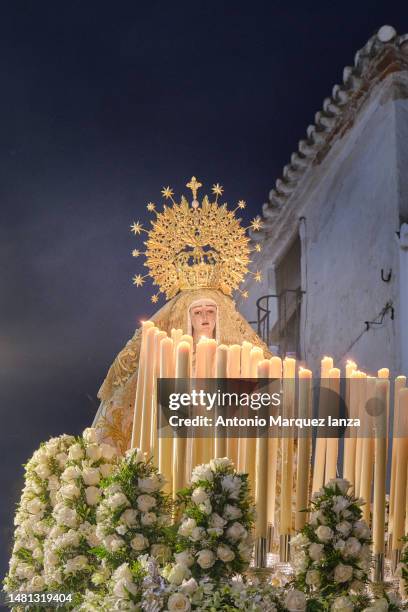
[244,347,264,484]
[280,357,296,535]
[312,356,333,492]
[131,320,154,449]
[355,372,367,497]
[325,368,341,482]
[296,367,312,530]
[173,341,191,499]
[202,339,217,463]
[373,378,389,554]
[227,344,241,467]
[140,326,159,454]
[150,331,168,462]
[255,359,270,538]
[360,376,376,524]
[241,341,252,377]
[392,388,408,550]
[158,337,174,494]
[214,345,228,458]
[343,370,360,489]
[267,356,282,526]
[390,376,407,535]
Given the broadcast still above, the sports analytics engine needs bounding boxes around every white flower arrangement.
[92,448,172,574]
[164,457,255,584]
[43,428,118,600]
[4,434,76,595]
[291,478,372,610]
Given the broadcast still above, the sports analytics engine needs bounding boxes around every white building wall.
[239,73,408,377]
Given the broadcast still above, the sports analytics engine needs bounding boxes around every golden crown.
[130,177,263,303]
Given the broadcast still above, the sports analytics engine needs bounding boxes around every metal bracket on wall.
[381,268,392,282]
[364,301,394,331]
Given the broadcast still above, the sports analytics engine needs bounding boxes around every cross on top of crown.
[186,176,202,201]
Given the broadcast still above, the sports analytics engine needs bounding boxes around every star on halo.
[212,183,224,197]
[132,249,140,257]
[130,221,143,235]
[242,290,249,299]
[151,294,159,304]
[132,274,145,287]
[254,244,262,252]
[147,202,156,212]
[161,186,174,199]
[254,271,262,282]
[237,200,246,209]
[250,217,263,231]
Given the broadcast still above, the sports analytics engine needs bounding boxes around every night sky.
[1,1,407,579]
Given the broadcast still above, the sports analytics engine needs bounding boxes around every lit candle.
[241,341,252,377]
[325,368,341,482]
[255,359,270,538]
[392,388,408,551]
[214,345,228,458]
[243,347,264,485]
[390,376,407,535]
[140,326,159,453]
[343,370,360,490]
[227,344,241,467]
[312,356,333,493]
[355,372,367,497]
[267,356,282,526]
[131,320,154,449]
[151,331,168,462]
[192,337,208,468]
[280,356,296,535]
[171,328,183,358]
[173,341,191,499]
[360,376,376,524]
[158,337,174,494]
[373,378,389,555]
[295,367,312,530]
[202,339,217,463]
[378,368,390,379]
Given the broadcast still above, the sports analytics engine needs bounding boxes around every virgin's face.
[190,303,217,339]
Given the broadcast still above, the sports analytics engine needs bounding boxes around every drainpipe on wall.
[397,223,408,376]
[299,217,307,361]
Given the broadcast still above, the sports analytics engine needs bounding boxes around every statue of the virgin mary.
[92,177,270,454]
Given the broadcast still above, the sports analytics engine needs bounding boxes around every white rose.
[150,544,171,562]
[100,442,116,460]
[121,508,138,528]
[82,467,100,486]
[100,463,115,478]
[55,506,77,528]
[113,578,138,598]
[175,550,195,567]
[305,569,321,587]
[125,448,145,464]
[207,527,223,537]
[332,496,350,515]
[226,521,247,541]
[83,428,98,444]
[68,444,84,461]
[344,537,361,558]
[284,589,307,612]
[55,452,68,468]
[29,575,45,590]
[327,478,350,494]
[26,499,44,515]
[180,577,198,595]
[178,518,196,537]
[292,550,308,573]
[167,563,190,585]
[141,512,156,526]
[197,549,216,569]
[59,483,81,500]
[217,544,235,562]
[334,539,346,551]
[336,521,352,537]
[334,563,353,583]
[190,527,206,541]
[138,475,160,493]
[316,525,333,543]
[34,463,51,479]
[113,562,132,582]
[350,580,364,593]
[191,487,209,505]
[64,555,88,574]
[61,466,80,482]
[85,486,101,506]
[223,504,242,520]
[136,494,156,512]
[198,499,212,515]
[191,464,213,483]
[47,475,60,491]
[105,534,125,552]
[116,524,127,535]
[209,513,227,528]
[238,541,253,562]
[308,542,324,562]
[331,596,354,612]
[353,520,370,540]
[210,457,233,471]
[168,593,191,611]
[221,475,242,499]
[107,492,130,509]
[130,533,148,551]
[86,444,102,462]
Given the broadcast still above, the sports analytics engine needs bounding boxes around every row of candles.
[130,320,408,572]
